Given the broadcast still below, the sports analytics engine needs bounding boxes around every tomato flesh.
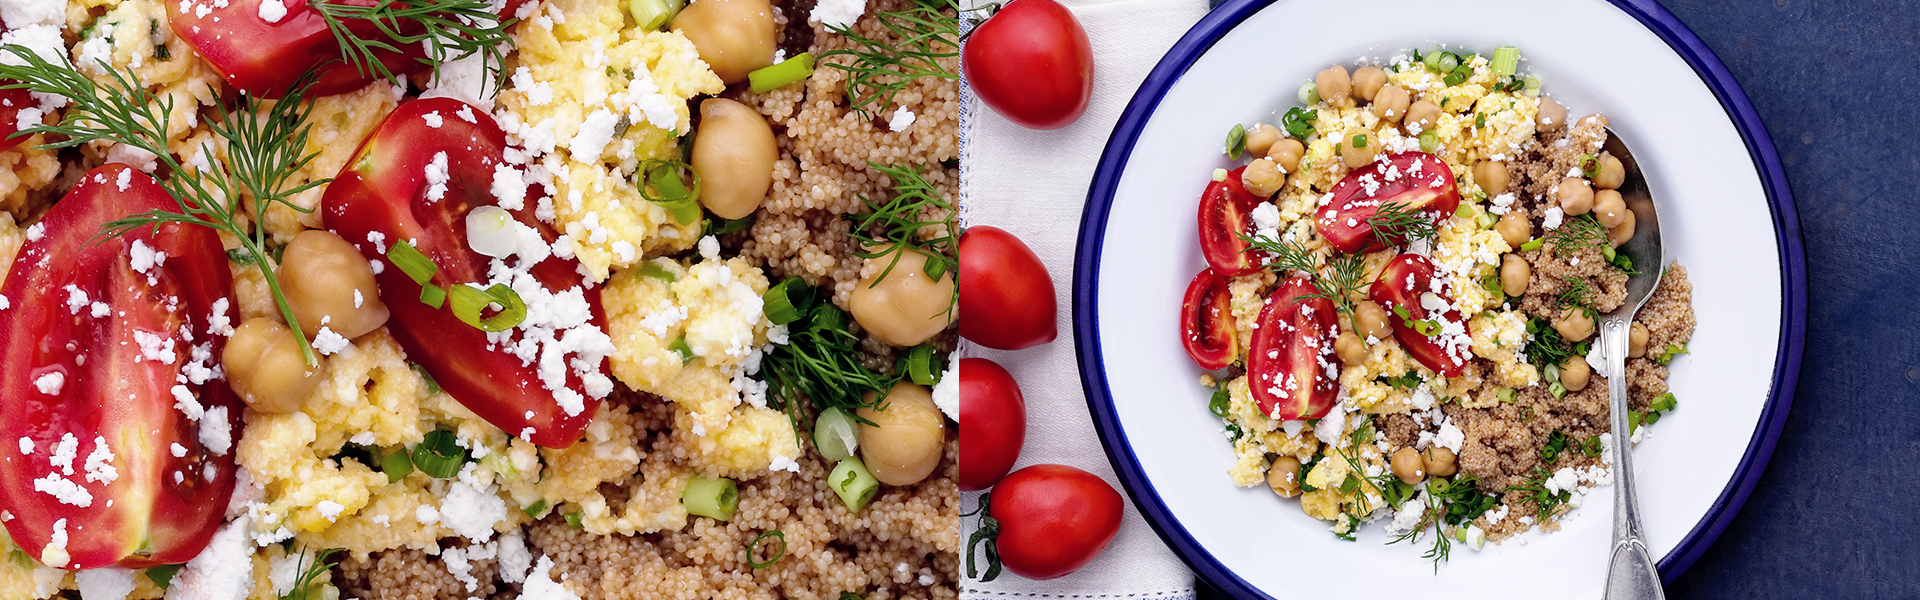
[0,85,32,152]
[1315,151,1461,254]
[957,358,1025,491]
[1197,167,1262,276]
[960,0,1093,130]
[321,98,608,448]
[958,225,1057,350]
[1246,276,1340,421]
[1179,268,1236,370]
[0,165,239,569]
[1368,254,1472,377]
[990,464,1122,580]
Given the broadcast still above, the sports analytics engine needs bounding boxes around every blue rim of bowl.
[1071,0,1806,596]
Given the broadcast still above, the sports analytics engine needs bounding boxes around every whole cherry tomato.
[1247,276,1340,421]
[989,464,1123,580]
[959,225,1057,350]
[1197,166,1263,276]
[1316,151,1461,254]
[0,165,240,569]
[1180,268,1236,370]
[959,358,1026,491]
[1369,254,1471,376]
[961,0,1094,130]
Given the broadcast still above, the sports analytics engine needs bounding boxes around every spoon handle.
[1603,319,1665,600]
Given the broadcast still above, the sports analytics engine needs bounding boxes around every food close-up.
[0,0,960,598]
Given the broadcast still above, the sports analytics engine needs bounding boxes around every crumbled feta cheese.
[424,152,450,202]
[172,384,205,421]
[519,556,579,600]
[888,106,916,132]
[32,371,62,395]
[207,298,235,337]
[199,405,232,455]
[1542,206,1565,230]
[82,436,116,484]
[164,516,254,600]
[312,326,351,356]
[810,0,866,28]
[17,437,31,455]
[568,108,618,163]
[49,433,77,474]
[316,500,345,522]
[439,473,508,543]
[931,359,958,421]
[422,111,444,128]
[76,567,137,600]
[415,504,441,525]
[697,235,720,261]
[257,0,286,22]
[32,474,91,507]
[130,239,167,273]
[171,443,188,458]
[39,518,68,568]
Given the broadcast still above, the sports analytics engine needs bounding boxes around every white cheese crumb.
[697,235,720,262]
[17,437,31,455]
[32,371,62,395]
[1542,206,1565,230]
[810,0,867,27]
[424,152,450,202]
[415,504,441,525]
[931,359,959,421]
[32,474,91,507]
[76,567,137,600]
[520,556,580,600]
[422,111,444,128]
[888,106,916,132]
[316,500,345,522]
[40,518,68,568]
[171,443,188,458]
[567,109,618,163]
[257,0,287,23]
[313,326,351,356]
[163,516,254,600]
[82,436,116,484]
[199,405,232,456]
[440,474,508,543]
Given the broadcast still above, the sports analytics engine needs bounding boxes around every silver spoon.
[1596,128,1666,600]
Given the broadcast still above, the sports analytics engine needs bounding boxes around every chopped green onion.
[669,337,695,363]
[1455,204,1475,219]
[565,511,584,529]
[681,475,739,521]
[1298,81,1319,105]
[1523,75,1543,97]
[1338,474,1359,495]
[1475,112,1486,129]
[814,407,860,462]
[1519,238,1546,252]
[146,565,183,590]
[1410,319,1441,337]
[1644,411,1663,425]
[638,261,679,283]
[764,277,813,326]
[627,0,683,30]
[449,284,528,332]
[1418,129,1439,154]
[523,499,550,519]
[1443,70,1468,87]
[1211,168,1228,182]
[1542,429,1568,462]
[1497,388,1517,403]
[748,530,786,569]
[380,448,415,483]
[1628,410,1644,436]
[1549,381,1567,399]
[1654,342,1689,365]
[903,346,942,385]
[1490,46,1520,77]
[637,159,703,225]
[1281,106,1317,138]
[1584,436,1603,457]
[1603,245,1618,261]
[410,429,469,479]
[389,240,438,287]
[420,284,447,309]
[1424,50,1460,73]
[1476,212,1497,229]
[1351,133,1367,149]
[703,214,757,237]
[828,457,880,513]
[1208,384,1230,418]
[1651,392,1678,413]
[748,52,814,93]
[1226,124,1247,159]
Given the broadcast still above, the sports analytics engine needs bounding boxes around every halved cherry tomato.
[959,225,1057,350]
[0,85,32,152]
[1246,276,1340,421]
[1197,166,1263,276]
[1179,268,1236,370]
[1315,151,1461,254]
[0,165,239,569]
[989,464,1122,580]
[958,358,1025,491]
[1368,254,1471,376]
[321,98,607,448]
[961,0,1094,130]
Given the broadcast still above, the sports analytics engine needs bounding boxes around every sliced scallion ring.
[670,337,696,363]
[828,457,880,513]
[748,530,786,569]
[1418,129,1439,154]
[748,52,815,93]
[410,429,469,479]
[681,475,739,521]
[627,0,683,30]
[450,284,528,332]
[523,498,550,519]
[904,345,942,386]
[380,448,415,483]
[1490,46,1520,77]
[813,407,859,463]
[420,283,447,310]
[638,261,679,283]
[389,240,438,286]
[1225,123,1247,159]
[637,159,703,225]
[565,511,584,529]
[1519,238,1546,252]
[764,277,813,326]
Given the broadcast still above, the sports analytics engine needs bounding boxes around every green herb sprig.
[963,492,1003,581]
[1241,233,1369,332]
[819,0,958,119]
[847,162,958,310]
[1502,467,1572,520]
[0,47,329,365]
[761,280,895,440]
[1541,213,1609,257]
[311,0,518,95]
[1365,202,1440,245]
[278,547,344,600]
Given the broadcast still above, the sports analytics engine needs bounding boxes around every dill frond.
[818,0,958,119]
[1365,202,1439,244]
[1542,213,1608,257]
[311,0,517,95]
[846,162,957,309]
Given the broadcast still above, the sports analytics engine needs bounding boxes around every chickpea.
[1351,66,1388,102]
[1241,158,1284,197]
[692,98,778,220]
[1334,331,1367,365]
[1500,254,1531,297]
[1473,160,1509,196]
[223,318,327,414]
[1553,305,1595,342]
[1592,152,1626,189]
[1404,100,1441,134]
[1628,322,1651,358]
[1556,177,1594,216]
[1267,456,1303,498]
[278,230,388,340]
[1354,300,1391,340]
[1537,96,1568,132]
[1315,65,1352,107]
[1422,446,1458,477]
[1559,356,1592,392]
[1496,212,1531,248]
[1245,123,1281,157]
[1266,138,1305,173]
[1390,447,1426,485]
[1341,130,1379,170]
[849,245,957,347]
[857,383,947,486]
[1608,209,1637,247]
[1371,84,1410,122]
[670,0,775,84]
[1593,189,1629,228]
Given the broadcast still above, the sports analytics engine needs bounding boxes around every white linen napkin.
[957,1,1209,598]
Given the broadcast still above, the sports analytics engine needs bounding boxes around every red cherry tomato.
[990,464,1123,580]
[1197,167,1262,276]
[961,0,1093,130]
[1179,268,1237,370]
[959,225,1057,350]
[321,98,608,448]
[0,165,240,569]
[0,25,33,152]
[958,358,1026,491]
[1247,276,1341,421]
[1368,254,1471,376]
[1316,151,1461,254]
